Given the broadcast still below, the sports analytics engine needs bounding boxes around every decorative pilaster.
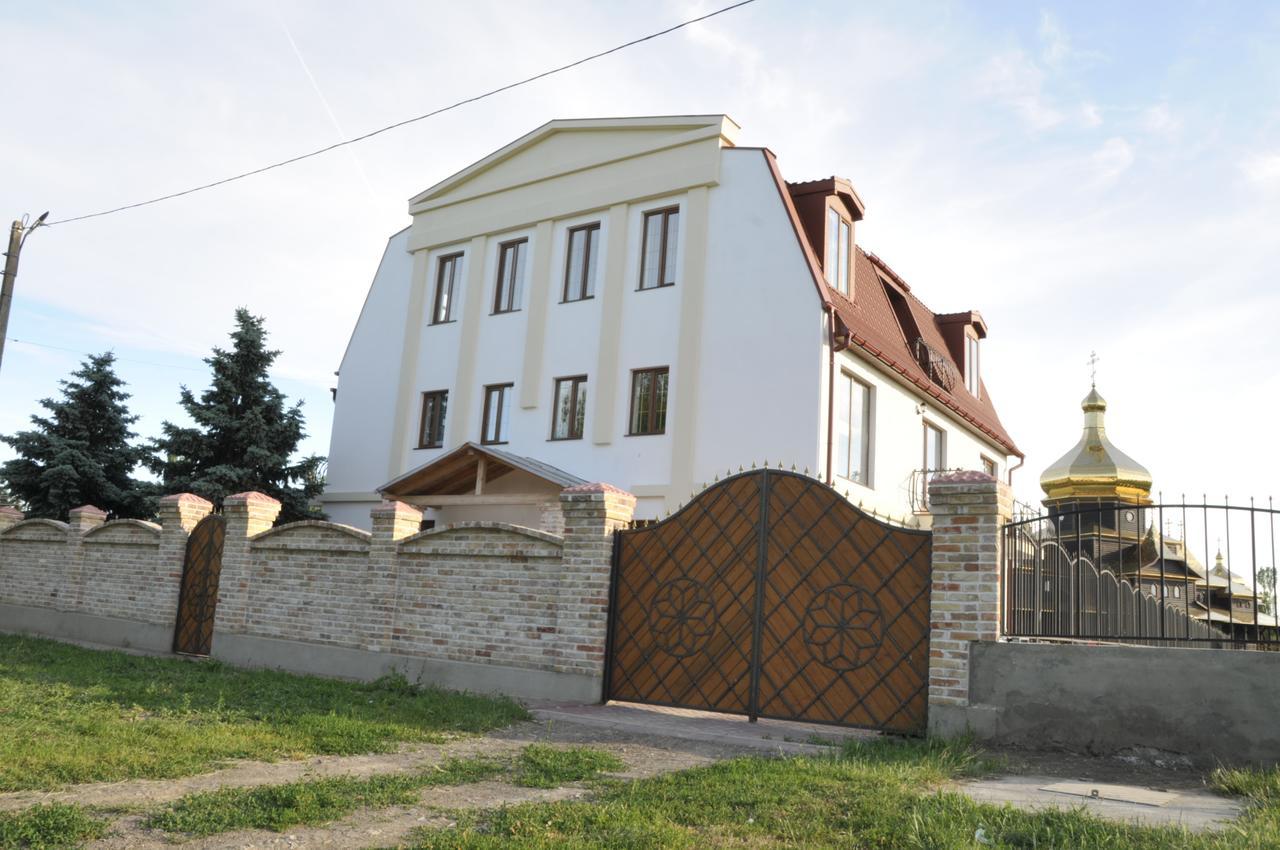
[368,500,422,652]
[558,483,635,680]
[219,492,282,632]
[926,471,1012,726]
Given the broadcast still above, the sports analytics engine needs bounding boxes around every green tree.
[150,309,324,523]
[1258,567,1277,616]
[1,353,156,519]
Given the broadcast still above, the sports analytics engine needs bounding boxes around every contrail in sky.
[273,3,380,205]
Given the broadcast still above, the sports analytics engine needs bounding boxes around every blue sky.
[1,0,1278,508]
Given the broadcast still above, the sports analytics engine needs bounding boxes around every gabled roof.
[380,442,586,498]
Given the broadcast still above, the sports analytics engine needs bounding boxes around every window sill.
[636,283,676,292]
[480,440,510,446]
[625,431,667,437]
[428,319,457,326]
[548,435,584,442]
[559,296,596,304]
[490,309,523,316]
[414,444,444,450]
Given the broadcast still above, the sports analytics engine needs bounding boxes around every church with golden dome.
[1035,379,1273,638]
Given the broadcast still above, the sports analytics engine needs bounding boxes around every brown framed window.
[431,253,462,324]
[834,372,871,485]
[920,421,946,510]
[981,455,997,478]
[551,375,588,440]
[639,207,679,290]
[417,390,448,448]
[965,333,981,397]
[562,223,600,302]
[825,207,850,296]
[492,239,527,314]
[628,367,669,435]
[481,383,513,444]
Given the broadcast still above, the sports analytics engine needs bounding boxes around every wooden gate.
[173,513,226,656]
[605,469,932,733]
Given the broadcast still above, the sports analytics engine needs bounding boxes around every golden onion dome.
[1039,387,1153,503]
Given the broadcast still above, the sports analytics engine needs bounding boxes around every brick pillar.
[926,471,1012,735]
[64,505,107,612]
[368,500,422,653]
[0,505,24,532]
[538,500,566,536]
[558,483,635,687]
[219,492,282,633]
[67,505,107,533]
[157,494,213,621]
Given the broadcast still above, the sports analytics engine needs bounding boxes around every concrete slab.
[957,774,1243,832]
[1040,780,1174,807]
[529,700,878,756]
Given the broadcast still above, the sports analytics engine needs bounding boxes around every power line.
[6,337,206,371]
[48,0,759,227]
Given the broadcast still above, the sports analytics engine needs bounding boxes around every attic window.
[965,334,980,397]
[825,208,850,296]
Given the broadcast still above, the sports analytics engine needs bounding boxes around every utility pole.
[0,212,49,376]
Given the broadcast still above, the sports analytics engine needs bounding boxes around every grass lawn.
[143,756,506,836]
[0,805,106,850]
[0,634,528,791]
[396,739,1280,850]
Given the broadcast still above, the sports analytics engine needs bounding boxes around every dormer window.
[966,334,980,397]
[825,207,851,296]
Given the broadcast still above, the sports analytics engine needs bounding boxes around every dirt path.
[4,717,765,850]
[0,717,754,815]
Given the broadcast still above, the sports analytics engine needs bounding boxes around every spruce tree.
[1,353,155,519]
[151,308,324,523]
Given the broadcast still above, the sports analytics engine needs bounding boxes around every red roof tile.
[759,150,1020,457]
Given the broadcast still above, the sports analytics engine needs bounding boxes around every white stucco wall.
[824,348,1010,525]
[688,149,825,495]
[324,229,413,527]
[322,119,1013,529]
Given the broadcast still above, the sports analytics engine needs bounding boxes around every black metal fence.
[1003,497,1279,647]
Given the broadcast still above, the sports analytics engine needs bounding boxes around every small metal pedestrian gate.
[173,513,226,656]
[605,469,932,733]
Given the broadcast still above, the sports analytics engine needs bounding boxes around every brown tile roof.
[832,250,1021,457]
[758,148,1020,457]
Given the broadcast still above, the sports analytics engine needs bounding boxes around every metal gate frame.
[603,468,932,733]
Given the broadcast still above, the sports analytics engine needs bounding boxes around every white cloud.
[1140,102,1181,136]
[1242,152,1280,185]
[1039,11,1071,67]
[980,49,1063,130]
[1079,101,1103,127]
[1090,137,1135,182]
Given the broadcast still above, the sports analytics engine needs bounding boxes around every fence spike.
[713,473,719,482]
[803,466,810,475]
[778,460,785,469]
[738,465,743,473]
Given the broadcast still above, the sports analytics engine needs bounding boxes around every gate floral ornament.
[804,584,883,671]
[649,577,718,657]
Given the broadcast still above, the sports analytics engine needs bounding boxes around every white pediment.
[409,115,738,213]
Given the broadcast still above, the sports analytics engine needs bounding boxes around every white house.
[321,115,1021,530]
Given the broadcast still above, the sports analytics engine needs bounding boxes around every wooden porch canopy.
[378,442,586,508]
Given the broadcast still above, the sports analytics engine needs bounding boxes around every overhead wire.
[46,0,758,227]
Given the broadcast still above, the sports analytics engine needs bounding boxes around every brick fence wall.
[0,484,635,701]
